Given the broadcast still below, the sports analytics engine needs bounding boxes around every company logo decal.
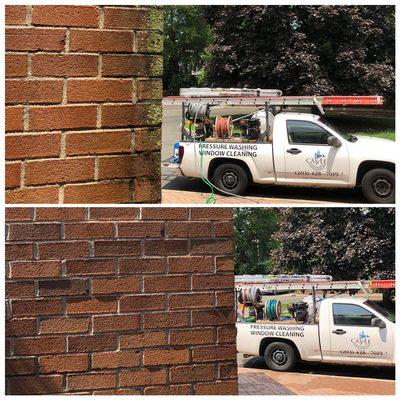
[351,330,371,349]
[306,150,326,171]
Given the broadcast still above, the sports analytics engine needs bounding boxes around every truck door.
[283,120,350,186]
[328,302,393,365]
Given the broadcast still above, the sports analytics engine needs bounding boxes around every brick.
[192,309,235,326]
[65,259,115,276]
[142,207,187,220]
[68,334,117,353]
[169,328,214,346]
[192,345,237,363]
[120,331,166,349]
[12,298,63,317]
[32,6,99,27]
[32,54,98,77]
[119,368,167,387]
[93,240,141,257]
[6,318,36,337]
[6,133,61,160]
[102,54,162,77]
[89,207,139,220]
[195,380,238,395]
[144,311,189,330]
[29,105,97,131]
[64,181,132,203]
[5,243,33,261]
[215,222,233,237]
[119,257,165,274]
[66,130,132,156]
[6,27,66,51]
[216,256,233,272]
[70,29,133,52]
[190,208,233,221]
[169,293,214,309]
[144,349,190,366]
[13,336,65,355]
[135,127,161,152]
[39,279,90,297]
[67,373,116,391]
[102,103,158,128]
[93,314,141,333]
[6,107,24,132]
[40,317,90,334]
[98,153,159,179]
[217,326,237,344]
[67,79,132,102]
[6,79,63,104]
[5,6,27,25]
[64,222,114,239]
[9,375,63,395]
[92,276,140,295]
[144,385,192,395]
[6,281,35,298]
[6,358,36,376]
[137,79,163,100]
[168,222,212,238]
[5,54,28,77]
[5,162,21,189]
[94,389,140,395]
[134,178,160,203]
[118,222,164,238]
[6,186,59,204]
[192,274,234,291]
[219,363,238,380]
[39,354,89,373]
[92,350,141,369]
[120,294,165,312]
[170,364,215,383]
[144,275,190,293]
[104,7,150,29]
[191,239,232,255]
[5,208,33,221]
[216,291,235,307]
[67,298,117,315]
[144,240,189,256]
[35,207,85,221]
[8,223,61,241]
[38,241,88,259]
[10,261,61,279]
[136,30,163,54]
[168,256,213,273]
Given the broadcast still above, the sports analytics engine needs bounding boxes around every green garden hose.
[198,140,216,204]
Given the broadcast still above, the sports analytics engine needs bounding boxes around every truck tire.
[213,163,248,195]
[264,342,297,372]
[361,168,395,204]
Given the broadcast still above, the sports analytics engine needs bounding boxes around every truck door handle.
[287,148,302,155]
[332,329,347,335]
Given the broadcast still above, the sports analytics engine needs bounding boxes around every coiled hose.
[264,299,282,320]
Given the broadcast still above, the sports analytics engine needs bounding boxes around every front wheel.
[264,342,297,371]
[361,168,395,204]
[213,163,248,195]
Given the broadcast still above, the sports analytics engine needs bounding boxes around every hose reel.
[264,299,282,320]
[185,103,210,122]
[214,116,233,138]
[238,287,262,305]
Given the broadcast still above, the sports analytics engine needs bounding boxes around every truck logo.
[306,150,326,171]
[351,330,371,349]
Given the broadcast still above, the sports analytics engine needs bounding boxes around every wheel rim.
[271,348,288,366]
[372,177,392,198]
[221,169,239,190]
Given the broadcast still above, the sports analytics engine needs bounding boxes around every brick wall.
[5,207,238,395]
[5,6,163,204]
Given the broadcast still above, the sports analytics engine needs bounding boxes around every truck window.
[332,303,375,326]
[286,120,331,145]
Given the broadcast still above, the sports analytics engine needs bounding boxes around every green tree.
[233,208,279,274]
[163,6,212,95]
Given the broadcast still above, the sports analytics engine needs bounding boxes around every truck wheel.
[361,168,395,204]
[213,163,248,195]
[264,342,297,372]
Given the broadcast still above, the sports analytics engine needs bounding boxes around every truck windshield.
[319,118,358,142]
[365,300,395,323]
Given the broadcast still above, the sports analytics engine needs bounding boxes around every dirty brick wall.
[5,6,162,204]
[5,207,238,395]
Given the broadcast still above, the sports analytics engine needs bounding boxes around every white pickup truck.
[237,297,395,371]
[177,111,396,203]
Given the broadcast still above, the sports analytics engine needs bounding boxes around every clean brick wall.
[5,6,163,204]
[5,207,238,395]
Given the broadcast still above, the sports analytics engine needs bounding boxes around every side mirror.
[371,317,386,329]
[327,136,342,148]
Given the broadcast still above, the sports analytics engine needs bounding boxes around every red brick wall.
[5,6,163,204]
[5,207,238,395]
